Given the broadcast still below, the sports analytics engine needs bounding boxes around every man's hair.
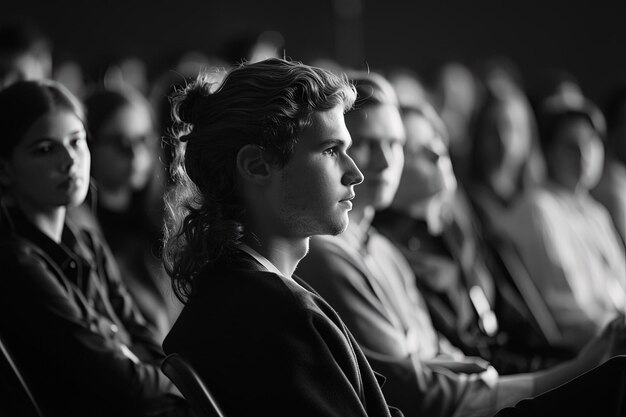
[162,58,356,302]
[348,71,399,111]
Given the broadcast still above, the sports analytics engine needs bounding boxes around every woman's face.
[1,110,90,213]
[90,102,155,192]
[483,100,533,178]
[547,117,604,191]
[392,112,456,210]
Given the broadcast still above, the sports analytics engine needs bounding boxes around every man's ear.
[236,144,272,185]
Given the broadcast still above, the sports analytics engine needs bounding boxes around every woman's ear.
[236,144,272,185]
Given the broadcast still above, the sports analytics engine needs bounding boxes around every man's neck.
[242,234,309,278]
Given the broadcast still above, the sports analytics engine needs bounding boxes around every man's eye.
[323,147,338,157]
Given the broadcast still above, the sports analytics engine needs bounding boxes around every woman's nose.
[60,145,78,171]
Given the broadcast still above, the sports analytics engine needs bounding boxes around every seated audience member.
[494,96,626,352]
[161,58,402,417]
[432,61,479,180]
[296,72,626,417]
[374,98,571,373]
[83,87,177,340]
[0,80,189,416]
[592,86,626,245]
[466,82,544,234]
[0,19,51,89]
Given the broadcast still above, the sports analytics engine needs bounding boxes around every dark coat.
[163,253,402,417]
[0,207,187,417]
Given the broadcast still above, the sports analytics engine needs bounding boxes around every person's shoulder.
[368,228,403,256]
[0,231,47,267]
[164,260,320,354]
[180,259,314,321]
[299,235,356,279]
[306,235,354,263]
[0,233,69,303]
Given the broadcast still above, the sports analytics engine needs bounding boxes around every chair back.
[0,331,44,417]
[161,353,226,417]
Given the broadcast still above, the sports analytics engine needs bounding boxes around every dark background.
[4,0,626,103]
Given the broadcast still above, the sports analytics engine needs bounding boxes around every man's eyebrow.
[320,138,353,149]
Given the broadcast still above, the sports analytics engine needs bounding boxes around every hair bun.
[176,81,213,125]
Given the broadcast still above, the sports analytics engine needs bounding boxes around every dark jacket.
[0,207,188,417]
[163,252,402,417]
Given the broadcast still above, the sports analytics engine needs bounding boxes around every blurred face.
[0,50,49,89]
[498,100,533,170]
[345,103,405,210]
[90,103,155,192]
[392,112,456,210]
[481,100,533,180]
[547,117,604,191]
[270,105,363,237]
[1,110,90,214]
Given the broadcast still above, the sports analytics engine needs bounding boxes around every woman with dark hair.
[467,86,544,232]
[84,87,176,340]
[0,80,189,416]
[162,58,401,416]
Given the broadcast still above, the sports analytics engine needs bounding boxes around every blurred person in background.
[466,78,545,241]
[493,95,626,353]
[432,61,479,181]
[83,87,179,340]
[0,19,52,89]
[297,71,626,417]
[0,80,189,416]
[375,95,572,373]
[592,86,626,245]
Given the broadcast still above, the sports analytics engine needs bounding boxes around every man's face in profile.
[265,104,363,238]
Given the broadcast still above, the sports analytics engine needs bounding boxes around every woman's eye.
[34,144,54,155]
[70,137,85,148]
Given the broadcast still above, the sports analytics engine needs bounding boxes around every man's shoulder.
[163,261,323,354]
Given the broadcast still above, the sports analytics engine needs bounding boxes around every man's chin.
[320,219,349,237]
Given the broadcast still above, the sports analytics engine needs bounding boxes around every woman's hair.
[536,96,606,154]
[0,79,84,158]
[401,100,450,146]
[84,86,164,235]
[163,58,356,302]
[468,88,541,193]
[84,87,156,140]
[84,88,134,138]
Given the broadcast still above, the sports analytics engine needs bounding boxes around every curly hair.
[162,58,356,302]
